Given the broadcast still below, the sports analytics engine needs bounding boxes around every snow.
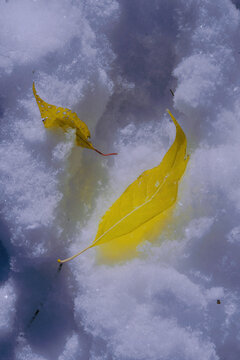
[0,0,240,359]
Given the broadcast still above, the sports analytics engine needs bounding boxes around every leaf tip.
[32,81,37,97]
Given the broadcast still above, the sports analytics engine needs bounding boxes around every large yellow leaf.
[58,110,189,263]
[33,82,117,156]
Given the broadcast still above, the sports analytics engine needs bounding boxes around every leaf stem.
[58,244,94,263]
[93,148,118,156]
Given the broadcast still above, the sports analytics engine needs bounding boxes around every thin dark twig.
[26,263,63,329]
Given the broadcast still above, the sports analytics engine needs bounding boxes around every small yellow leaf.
[58,110,189,263]
[33,82,117,156]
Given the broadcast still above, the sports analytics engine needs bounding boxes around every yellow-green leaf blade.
[33,82,93,149]
[93,110,188,255]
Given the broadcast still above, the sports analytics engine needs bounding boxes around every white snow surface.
[0,0,240,359]
[0,279,16,335]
